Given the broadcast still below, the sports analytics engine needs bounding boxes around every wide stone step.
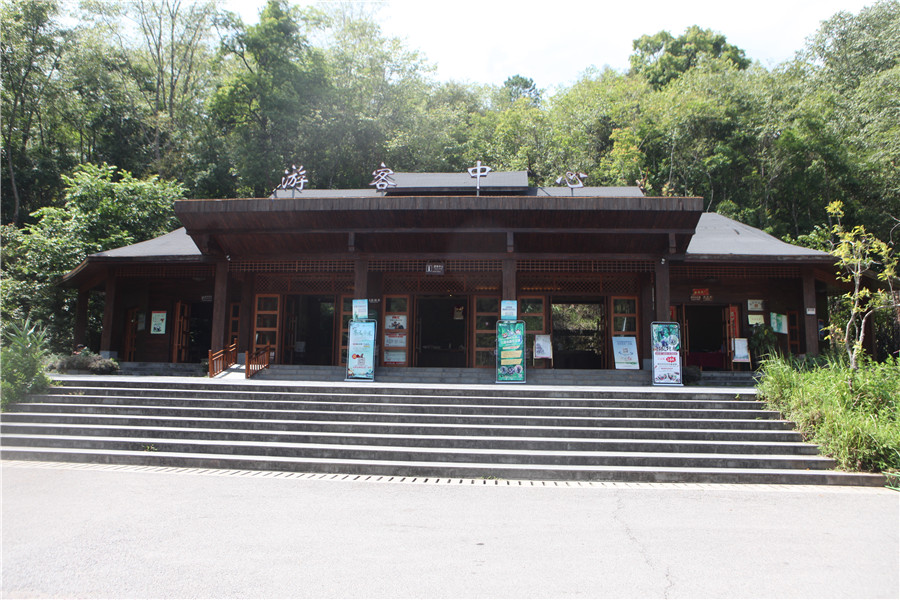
[0,446,884,486]
[1,413,805,442]
[0,423,819,455]
[11,402,794,430]
[51,380,757,401]
[35,388,763,410]
[0,434,837,470]
[25,394,777,419]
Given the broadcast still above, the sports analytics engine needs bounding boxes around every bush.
[50,349,119,375]
[1,318,52,410]
[757,354,900,474]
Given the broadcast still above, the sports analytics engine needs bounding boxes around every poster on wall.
[385,314,407,330]
[383,349,406,365]
[612,337,640,369]
[650,322,683,386]
[770,312,788,334]
[150,311,167,334]
[496,320,526,383]
[346,320,376,381]
[384,332,406,348]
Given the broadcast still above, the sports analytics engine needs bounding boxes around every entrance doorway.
[684,305,727,370]
[416,296,467,367]
[550,300,607,369]
[283,295,335,365]
[187,302,213,363]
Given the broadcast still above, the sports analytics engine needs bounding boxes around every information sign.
[534,334,553,359]
[650,322,683,386]
[346,320,376,381]
[612,337,640,369]
[352,299,369,320]
[150,311,167,334]
[496,320,526,383]
[500,300,518,321]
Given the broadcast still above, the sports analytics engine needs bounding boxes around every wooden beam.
[654,258,671,322]
[802,269,819,356]
[210,260,229,352]
[99,275,117,357]
[74,287,90,349]
[354,259,368,298]
[502,259,516,300]
[506,232,514,253]
[190,226,698,237]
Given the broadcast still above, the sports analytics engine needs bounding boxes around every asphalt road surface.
[2,462,897,599]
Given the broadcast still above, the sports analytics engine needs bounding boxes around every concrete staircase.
[0,377,885,485]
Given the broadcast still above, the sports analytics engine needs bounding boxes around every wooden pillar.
[210,260,229,352]
[802,270,819,356]
[238,274,255,353]
[99,275,117,358]
[73,287,90,349]
[654,258,671,322]
[502,259,516,300]
[354,259,368,298]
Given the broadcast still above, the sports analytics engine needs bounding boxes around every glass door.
[252,294,280,362]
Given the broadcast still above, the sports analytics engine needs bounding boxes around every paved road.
[2,462,897,599]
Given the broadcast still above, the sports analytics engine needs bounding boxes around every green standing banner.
[496,320,526,383]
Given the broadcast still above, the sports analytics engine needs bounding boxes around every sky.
[225,0,875,91]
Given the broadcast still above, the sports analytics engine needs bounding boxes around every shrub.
[1,318,52,410]
[50,349,119,375]
[757,354,900,474]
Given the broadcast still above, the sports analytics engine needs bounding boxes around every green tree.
[0,163,184,352]
[825,201,899,370]
[211,0,327,196]
[629,25,750,90]
[1,0,70,225]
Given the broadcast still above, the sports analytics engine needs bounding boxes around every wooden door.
[252,294,280,363]
[725,304,740,370]
[171,302,190,363]
[123,308,138,362]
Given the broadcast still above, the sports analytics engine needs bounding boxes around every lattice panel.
[230,260,354,273]
[672,265,800,279]
[256,275,353,294]
[369,259,503,272]
[517,260,654,273]
[114,265,215,278]
[383,273,501,294]
[519,274,639,295]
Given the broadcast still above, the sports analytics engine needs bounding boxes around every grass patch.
[757,354,900,475]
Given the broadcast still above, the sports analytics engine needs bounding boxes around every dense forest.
[2,0,899,351]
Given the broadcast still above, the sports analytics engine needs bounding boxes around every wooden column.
[802,269,819,356]
[654,258,671,322]
[210,260,229,352]
[354,259,368,298]
[238,274,255,353]
[99,274,117,358]
[73,287,90,349]
[502,259,516,300]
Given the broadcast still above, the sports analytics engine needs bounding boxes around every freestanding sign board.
[611,337,640,369]
[496,320,526,383]
[346,319,376,381]
[651,321,683,386]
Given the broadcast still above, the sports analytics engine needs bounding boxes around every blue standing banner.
[346,319,376,381]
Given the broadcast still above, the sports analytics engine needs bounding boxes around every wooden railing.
[208,342,238,378]
[245,345,271,379]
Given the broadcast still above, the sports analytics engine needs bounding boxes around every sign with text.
[612,336,640,370]
[150,311,167,334]
[346,320,376,381]
[500,300,518,321]
[534,334,553,359]
[651,322,683,386]
[352,299,368,320]
[496,320,526,383]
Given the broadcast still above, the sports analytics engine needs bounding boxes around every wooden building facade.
[62,172,839,372]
